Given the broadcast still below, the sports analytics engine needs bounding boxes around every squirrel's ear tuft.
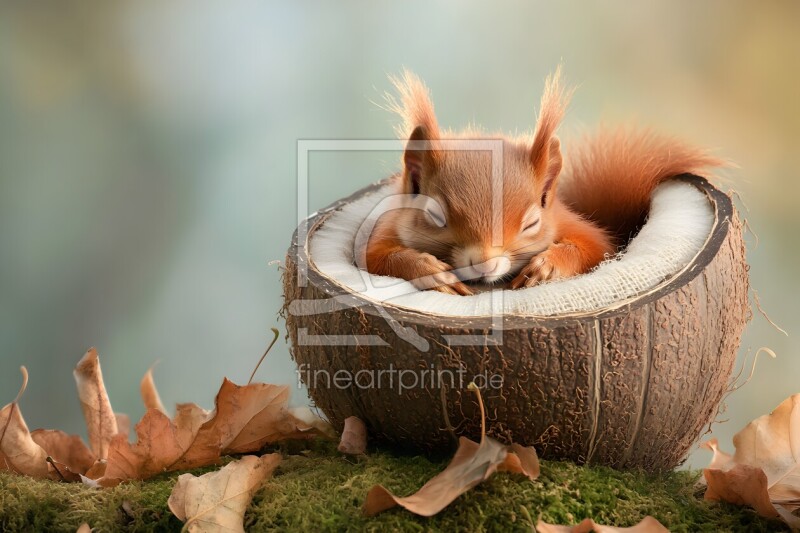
[530,67,571,207]
[387,70,442,195]
[386,69,441,141]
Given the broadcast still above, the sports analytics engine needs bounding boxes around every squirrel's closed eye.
[523,218,540,232]
[425,207,447,227]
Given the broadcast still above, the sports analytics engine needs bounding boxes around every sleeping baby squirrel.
[365,68,722,295]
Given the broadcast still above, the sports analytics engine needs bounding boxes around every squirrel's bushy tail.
[560,127,726,242]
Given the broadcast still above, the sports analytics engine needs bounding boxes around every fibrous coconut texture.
[309,180,713,316]
[284,176,750,471]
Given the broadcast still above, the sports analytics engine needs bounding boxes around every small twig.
[248,328,281,385]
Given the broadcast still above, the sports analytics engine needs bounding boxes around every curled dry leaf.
[74,348,118,460]
[702,394,800,529]
[536,516,669,533]
[338,416,367,455]
[2,350,332,487]
[168,453,280,533]
[0,368,51,479]
[97,374,331,485]
[499,442,541,481]
[364,436,510,517]
[31,429,96,479]
[363,384,540,517]
[0,368,95,481]
[698,438,732,471]
[140,366,167,415]
[364,437,541,517]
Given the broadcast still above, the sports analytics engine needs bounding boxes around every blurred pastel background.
[1,2,797,469]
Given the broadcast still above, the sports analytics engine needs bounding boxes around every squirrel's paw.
[511,244,581,289]
[411,254,473,296]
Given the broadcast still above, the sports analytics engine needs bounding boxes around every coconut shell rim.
[289,173,732,330]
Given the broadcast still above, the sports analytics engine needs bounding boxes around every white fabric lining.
[308,181,714,317]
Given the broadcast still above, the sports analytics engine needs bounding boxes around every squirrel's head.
[386,69,570,284]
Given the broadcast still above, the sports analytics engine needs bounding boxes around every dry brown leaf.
[363,435,509,517]
[168,453,280,532]
[536,516,669,532]
[363,436,542,517]
[31,429,96,476]
[173,403,212,450]
[3,352,330,487]
[702,394,800,529]
[363,383,540,517]
[140,366,167,415]
[728,395,800,508]
[0,367,51,479]
[100,409,189,486]
[704,465,777,518]
[171,379,287,468]
[177,379,327,463]
[83,459,107,482]
[95,374,331,484]
[698,438,732,471]
[74,348,118,460]
[499,443,540,481]
[338,416,367,455]
[114,413,131,440]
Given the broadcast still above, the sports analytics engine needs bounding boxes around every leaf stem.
[13,367,28,404]
[467,382,485,443]
[248,328,280,385]
[46,457,67,482]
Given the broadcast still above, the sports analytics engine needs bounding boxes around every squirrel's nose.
[472,257,501,274]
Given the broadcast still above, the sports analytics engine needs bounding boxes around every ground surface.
[0,441,788,532]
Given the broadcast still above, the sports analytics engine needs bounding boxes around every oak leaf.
[536,516,669,532]
[99,409,189,486]
[168,453,280,532]
[172,379,297,468]
[702,394,800,529]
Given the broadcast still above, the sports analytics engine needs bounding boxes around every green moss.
[0,441,788,532]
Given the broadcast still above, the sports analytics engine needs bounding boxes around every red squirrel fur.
[365,69,723,295]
